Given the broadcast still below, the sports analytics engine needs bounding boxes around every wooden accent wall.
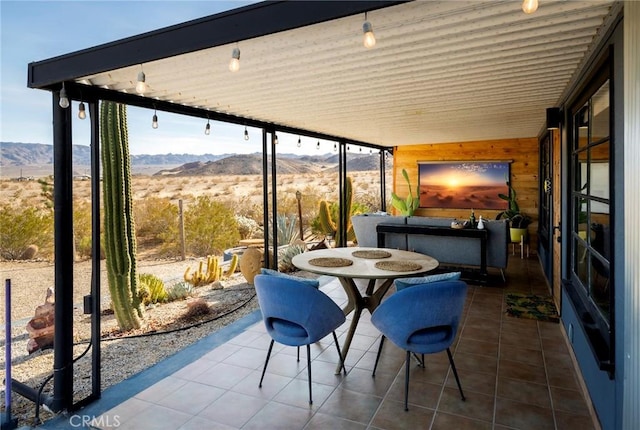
[393,138,540,252]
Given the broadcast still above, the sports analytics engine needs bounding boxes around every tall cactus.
[318,176,355,245]
[101,101,143,331]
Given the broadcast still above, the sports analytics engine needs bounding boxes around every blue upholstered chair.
[254,274,347,404]
[370,280,468,411]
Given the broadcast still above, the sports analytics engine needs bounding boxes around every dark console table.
[376,223,489,281]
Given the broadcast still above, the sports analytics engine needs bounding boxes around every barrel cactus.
[101,101,143,330]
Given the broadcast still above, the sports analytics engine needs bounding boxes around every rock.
[19,244,39,260]
[25,287,55,354]
[211,280,224,290]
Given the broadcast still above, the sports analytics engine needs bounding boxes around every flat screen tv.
[418,161,510,210]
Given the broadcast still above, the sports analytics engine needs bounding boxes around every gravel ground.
[0,258,261,428]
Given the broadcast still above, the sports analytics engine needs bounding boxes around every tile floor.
[42,257,598,430]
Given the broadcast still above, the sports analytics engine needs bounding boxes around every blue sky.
[1,0,335,155]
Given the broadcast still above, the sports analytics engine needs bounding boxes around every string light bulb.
[78,102,86,120]
[244,126,249,141]
[152,109,158,129]
[136,69,147,94]
[59,84,69,109]
[522,0,538,14]
[273,133,278,145]
[333,143,337,152]
[229,47,240,72]
[297,137,301,148]
[316,141,320,150]
[363,12,376,48]
[204,119,211,135]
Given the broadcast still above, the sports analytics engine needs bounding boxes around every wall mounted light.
[522,0,538,14]
[152,109,158,129]
[244,126,249,141]
[363,12,376,48]
[59,84,69,109]
[229,47,241,72]
[136,67,147,94]
[204,119,211,135]
[78,102,86,120]
[546,107,561,130]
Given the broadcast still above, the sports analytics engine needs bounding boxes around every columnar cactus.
[184,254,238,286]
[317,176,355,245]
[101,101,143,331]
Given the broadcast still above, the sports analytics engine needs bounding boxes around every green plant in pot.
[391,168,420,216]
[497,178,532,242]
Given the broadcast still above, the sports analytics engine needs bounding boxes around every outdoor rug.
[505,293,560,323]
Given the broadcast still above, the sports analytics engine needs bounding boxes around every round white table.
[292,247,438,373]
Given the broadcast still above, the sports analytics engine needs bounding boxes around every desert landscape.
[0,151,390,427]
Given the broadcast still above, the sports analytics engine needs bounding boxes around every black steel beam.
[28,1,407,90]
[89,100,101,400]
[60,83,383,151]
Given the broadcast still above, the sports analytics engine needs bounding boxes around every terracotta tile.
[431,411,492,430]
[543,349,574,370]
[500,330,542,351]
[437,387,495,423]
[499,346,544,367]
[453,352,498,376]
[339,366,396,397]
[546,365,579,390]
[460,326,501,343]
[242,402,313,429]
[456,338,499,358]
[498,359,547,385]
[550,386,591,416]
[496,377,551,409]
[445,369,497,396]
[197,391,268,428]
[318,387,382,424]
[554,410,597,430]
[385,377,442,410]
[371,398,435,428]
[463,315,502,332]
[305,412,368,430]
[495,398,555,430]
[273,378,336,409]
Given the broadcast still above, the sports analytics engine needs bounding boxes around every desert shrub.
[179,299,212,322]
[166,281,195,301]
[235,215,260,239]
[134,197,180,255]
[184,196,240,256]
[74,200,94,259]
[139,273,167,305]
[0,205,53,260]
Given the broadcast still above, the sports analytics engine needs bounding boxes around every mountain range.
[1,142,386,177]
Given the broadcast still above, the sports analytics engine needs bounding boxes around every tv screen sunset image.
[418,162,509,210]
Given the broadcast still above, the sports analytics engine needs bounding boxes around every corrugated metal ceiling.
[76,0,618,147]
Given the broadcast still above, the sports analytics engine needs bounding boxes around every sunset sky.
[419,162,509,188]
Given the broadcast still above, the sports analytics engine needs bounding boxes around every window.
[567,60,614,374]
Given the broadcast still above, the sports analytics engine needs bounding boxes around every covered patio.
[22,1,640,429]
[41,257,596,430]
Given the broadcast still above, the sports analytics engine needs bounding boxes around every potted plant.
[497,178,532,243]
[391,168,420,216]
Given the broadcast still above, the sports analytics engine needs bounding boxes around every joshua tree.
[101,101,143,331]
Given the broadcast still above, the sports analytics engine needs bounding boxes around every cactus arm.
[225,254,239,277]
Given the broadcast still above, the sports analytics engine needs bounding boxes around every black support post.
[89,100,101,400]
[52,89,74,413]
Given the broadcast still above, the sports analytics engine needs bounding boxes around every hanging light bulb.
[347,144,351,151]
[273,133,278,144]
[78,102,86,120]
[297,137,301,148]
[152,110,158,129]
[136,69,147,94]
[363,12,376,48]
[204,119,211,135]
[333,143,337,152]
[359,147,362,152]
[59,84,69,109]
[316,141,320,150]
[522,0,538,14]
[244,126,249,141]
[229,47,241,72]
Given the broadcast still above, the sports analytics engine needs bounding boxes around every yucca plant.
[391,168,419,216]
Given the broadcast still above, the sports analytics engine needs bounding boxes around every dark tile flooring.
[46,256,599,429]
